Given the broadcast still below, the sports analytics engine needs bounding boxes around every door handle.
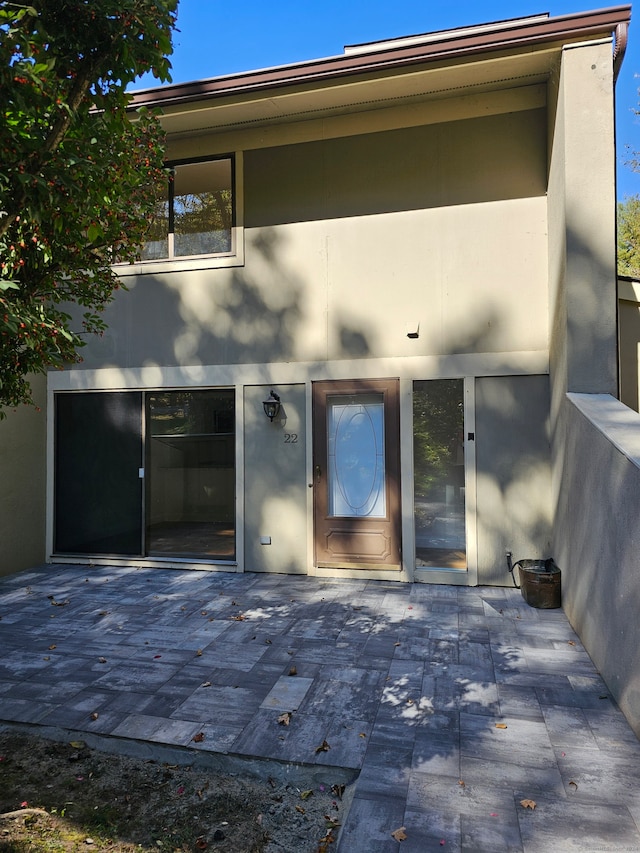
[314,464,322,482]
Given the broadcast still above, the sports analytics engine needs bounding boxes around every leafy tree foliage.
[617,195,640,278]
[0,0,178,416]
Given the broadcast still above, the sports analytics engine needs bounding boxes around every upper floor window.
[141,155,234,262]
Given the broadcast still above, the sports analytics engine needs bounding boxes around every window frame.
[114,151,244,276]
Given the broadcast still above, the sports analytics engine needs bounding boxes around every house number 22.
[284,433,298,443]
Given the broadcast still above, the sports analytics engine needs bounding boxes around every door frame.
[409,376,478,586]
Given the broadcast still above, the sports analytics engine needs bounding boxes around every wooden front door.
[312,379,401,570]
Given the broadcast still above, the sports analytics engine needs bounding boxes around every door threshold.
[414,567,473,585]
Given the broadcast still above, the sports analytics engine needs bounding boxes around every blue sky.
[134,1,640,200]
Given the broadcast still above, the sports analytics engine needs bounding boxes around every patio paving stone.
[1,564,640,852]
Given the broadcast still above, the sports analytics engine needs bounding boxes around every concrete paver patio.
[1,563,639,852]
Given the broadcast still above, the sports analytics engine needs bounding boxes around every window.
[141,156,235,262]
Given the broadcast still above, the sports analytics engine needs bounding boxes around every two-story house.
[47,6,630,592]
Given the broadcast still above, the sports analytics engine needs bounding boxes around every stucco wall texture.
[0,374,46,576]
[555,394,640,739]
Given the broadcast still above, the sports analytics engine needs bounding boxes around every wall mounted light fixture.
[263,390,281,421]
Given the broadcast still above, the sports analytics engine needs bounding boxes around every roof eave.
[128,5,632,110]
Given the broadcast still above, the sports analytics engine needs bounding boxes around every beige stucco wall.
[475,374,552,585]
[556,395,640,739]
[243,384,308,574]
[0,374,47,576]
[81,107,548,372]
[49,86,556,584]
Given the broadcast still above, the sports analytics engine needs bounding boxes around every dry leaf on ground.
[391,826,407,841]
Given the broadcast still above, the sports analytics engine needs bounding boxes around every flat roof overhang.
[128,5,631,137]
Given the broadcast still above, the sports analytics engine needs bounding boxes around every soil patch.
[0,729,348,853]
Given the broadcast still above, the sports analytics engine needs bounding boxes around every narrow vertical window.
[413,380,466,569]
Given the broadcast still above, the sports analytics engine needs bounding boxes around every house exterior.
[45,6,631,589]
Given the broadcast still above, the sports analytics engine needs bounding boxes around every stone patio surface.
[1,564,639,852]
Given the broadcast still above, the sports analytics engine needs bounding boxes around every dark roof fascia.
[129,5,632,110]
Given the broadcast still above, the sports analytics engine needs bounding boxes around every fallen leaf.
[232,614,246,621]
[569,780,578,790]
[265,639,272,645]
[69,741,86,749]
[98,657,107,664]
[458,780,466,787]
[331,784,345,799]
[43,656,50,661]
[295,805,305,814]
[300,790,313,800]
[359,732,367,738]
[48,644,57,650]
[391,826,407,841]
[315,739,330,754]
[568,640,576,646]
[195,837,207,850]
[89,712,99,721]
[277,712,292,726]
[495,723,508,729]
[192,732,205,743]
[520,799,537,810]
[317,830,336,852]
[288,666,297,676]
[394,642,401,647]
[201,611,208,616]
[176,785,185,796]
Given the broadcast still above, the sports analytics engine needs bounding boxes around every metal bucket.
[506,554,561,609]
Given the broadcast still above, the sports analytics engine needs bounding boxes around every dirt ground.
[0,729,347,853]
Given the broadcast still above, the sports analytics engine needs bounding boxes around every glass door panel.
[54,392,143,555]
[147,390,235,558]
[327,393,385,518]
[413,380,466,569]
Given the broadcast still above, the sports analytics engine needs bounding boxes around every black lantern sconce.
[262,390,281,422]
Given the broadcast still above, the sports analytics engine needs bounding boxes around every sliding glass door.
[54,390,235,560]
[146,390,235,559]
[55,392,143,555]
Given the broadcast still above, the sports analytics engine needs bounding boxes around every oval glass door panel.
[328,394,385,517]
